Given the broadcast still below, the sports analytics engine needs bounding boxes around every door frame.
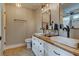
[1,3,7,55]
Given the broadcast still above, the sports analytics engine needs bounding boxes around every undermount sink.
[50,36,79,49]
[44,34,58,37]
[35,33,58,37]
[35,33,44,36]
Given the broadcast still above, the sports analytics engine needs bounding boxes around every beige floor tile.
[3,46,34,56]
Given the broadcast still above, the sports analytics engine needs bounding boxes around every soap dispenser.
[54,23,59,35]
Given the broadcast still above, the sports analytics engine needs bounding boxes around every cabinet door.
[47,43,60,56]
[44,42,49,56]
[38,47,44,56]
[38,43,44,56]
[32,36,39,56]
[38,38,44,56]
[38,39,44,48]
[32,36,36,50]
[32,40,37,55]
[44,42,56,56]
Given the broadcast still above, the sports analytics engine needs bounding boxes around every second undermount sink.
[50,36,79,49]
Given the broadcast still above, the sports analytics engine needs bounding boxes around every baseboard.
[5,43,26,50]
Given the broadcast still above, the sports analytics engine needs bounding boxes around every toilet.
[25,38,32,48]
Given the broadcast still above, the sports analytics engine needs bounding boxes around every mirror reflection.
[60,3,79,39]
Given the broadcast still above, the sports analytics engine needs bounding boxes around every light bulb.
[46,4,49,7]
[41,8,43,11]
[16,3,21,7]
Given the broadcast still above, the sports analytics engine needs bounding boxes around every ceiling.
[21,3,43,10]
[22,3,79,11]
[61,3,79,13]
[7,3,43,10]
[61,3,76,9]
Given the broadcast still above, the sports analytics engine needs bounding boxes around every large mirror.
[42,10,50,23]
[60,3,79,28]
[59,3,79,39]
[41,4,60,36]
[41,9,52,37]
[42,9,50,30]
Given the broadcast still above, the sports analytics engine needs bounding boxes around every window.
[73,14,79,19]
[72,14,79,28]
[63,16,70,27]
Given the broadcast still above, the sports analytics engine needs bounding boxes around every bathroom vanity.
[32,34,79,56]
[31,3,79,56]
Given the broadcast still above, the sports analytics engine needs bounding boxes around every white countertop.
[50,36,79,48]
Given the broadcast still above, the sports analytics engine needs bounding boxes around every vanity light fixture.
[46,4,49,7]
[16,3,21,7]
[41,4,49,11]
[41,4,44,11]
[41,8,43,11]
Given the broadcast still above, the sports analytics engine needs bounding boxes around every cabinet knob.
[33,43,35,45]
[40,43,42,45]
[40,50,42,52]
[0,37,2,40]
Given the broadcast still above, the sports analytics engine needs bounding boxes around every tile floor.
[3,46,34,56]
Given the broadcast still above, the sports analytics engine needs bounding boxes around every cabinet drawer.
[44,42,74,56]
[54,48,74,56]
[32,46,39,56]
[50,45,74,56]
[45,42,55,50]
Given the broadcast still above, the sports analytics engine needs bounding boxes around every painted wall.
[0,3,2,55]
[6,4,36,46]
[0,4,2,36]
[34,9,43,33]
